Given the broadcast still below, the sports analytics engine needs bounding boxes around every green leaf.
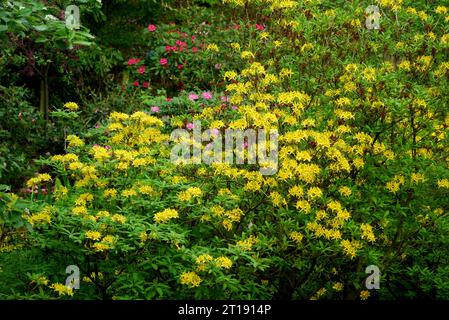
[75,31,95,39]
[34,25,48,32]
[72,40,93,46]
[35,36,48,43]
[0,185,11,192]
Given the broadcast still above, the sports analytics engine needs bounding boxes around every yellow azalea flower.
[180,271,202,287]
[178,187,202,202]
[360,224,376,243]
[138,185,155,195]
[51,283,74,296]
[360,290,370,300]
[196,254,213,264]
[307,187,323,200]
[26,173,52,188]
[63,102,79,111]
[23,206,52,226]
[236,235,258,251]
[290,231,303,244]
[154,209,179,223]
[215,256,233,269]
[122,189,137,197]
[339,186,352,197]
[66,135,85,148]
[103,188,117,198]
[206,43,219,52]
[92,242,111,252]
[85,230,101,241]
[112,214,126,224]
[437,179,449,189]
[333,282,343,292]
[72,206,88,215]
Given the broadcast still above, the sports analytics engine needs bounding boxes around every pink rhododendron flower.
[188,93,199,101]
[138,66,146,74]
[27,186,39,194]
[202,91,213,100]
[186,123,195,130]
[151,106,160,113]
[232,105,238,110]
[160,58,168,66]
[256,24,265,31]
[143,82,149,88]
[133,81,139,87]
[128,58,140,65]
[178,64,184,70]
[148,24,156,32]
[191,47,198,53]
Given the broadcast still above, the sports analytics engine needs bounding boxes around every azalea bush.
[123,8,253,95]
[1,0,449,300]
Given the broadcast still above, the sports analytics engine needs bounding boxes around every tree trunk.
[39,66,49,120]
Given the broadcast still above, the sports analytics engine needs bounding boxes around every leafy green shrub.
[0,85,55,188]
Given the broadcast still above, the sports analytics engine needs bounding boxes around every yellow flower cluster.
[112,214,126,224]
[437,179,449,189]
[85,230,101,241]
[360,290,370,300]
[386,175,405,193]
[66,135,85,148]
[154,209,179,223]
[360,224,376,243]
[196,254,214,265]
[178,187,203,202]
[333,282,343,292]
[50,283,74,296]
[63,102,79,111]
[206,43,219,52]
[289,231,303,244]
[340,240,363,259]
[23,206,52,226]
[26,173,52,188]
[180,271,202,287]
[236,235,258,251]
[215,256,233,269]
